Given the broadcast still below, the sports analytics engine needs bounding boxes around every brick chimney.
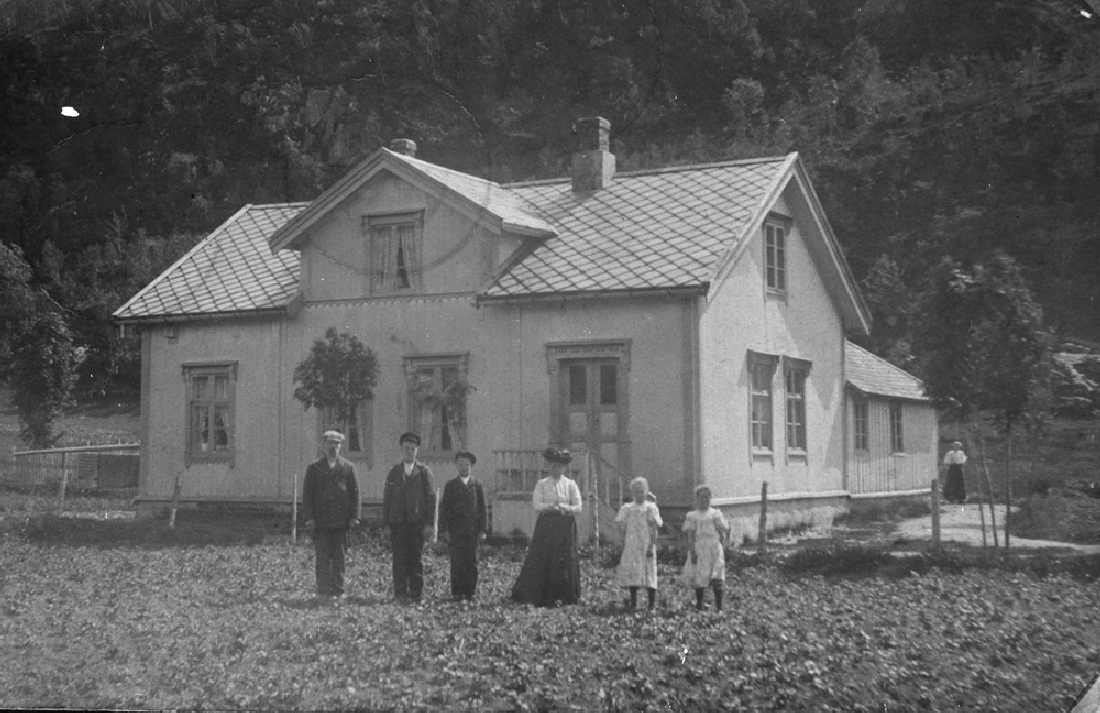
[571,116,615,192]
[389,138,417,157]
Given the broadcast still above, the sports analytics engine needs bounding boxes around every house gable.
[707,157,871,337]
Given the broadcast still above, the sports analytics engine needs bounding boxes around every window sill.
[752,449,774,460]
[890,452,907,457]
[786,449,808,460]
[187,455,233,465]
[766,288,788,301]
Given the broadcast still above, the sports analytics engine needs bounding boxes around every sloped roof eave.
[846,382,932,403]
[113,306,290,325]
[477,284,708,304]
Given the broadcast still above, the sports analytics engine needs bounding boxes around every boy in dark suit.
[302,430,360,597]
[439,451,488,599]
[382,432,435,602]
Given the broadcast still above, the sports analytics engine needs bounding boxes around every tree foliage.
[292,327,379,424]
[10,308,79,447]
[0,0,1098,406]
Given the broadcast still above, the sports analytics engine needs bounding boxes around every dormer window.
[764,215,789,293]
[367,212,422,293]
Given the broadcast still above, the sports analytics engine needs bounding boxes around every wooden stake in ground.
[930,478,941,551]
[757,481,768,555]
[169,470,182,529]
[976,429,999,548]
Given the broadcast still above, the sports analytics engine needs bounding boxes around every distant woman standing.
[942,441,968,506]
[510,447,582,607]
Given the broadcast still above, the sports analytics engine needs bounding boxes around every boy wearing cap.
[439,451,488,599]
[382,432,435,602]
[302,430,360,597]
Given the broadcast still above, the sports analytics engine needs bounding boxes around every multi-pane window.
[368,212,421,292]
[765,221,787,292]
[406,355,468,455]
[321,400,372,461]
[748,352,777,451]
[889,401,905,453]
[185,363,235,465]
[853,398,869,451]
[785,366,808,451]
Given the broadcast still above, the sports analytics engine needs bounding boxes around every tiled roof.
[113,203,306,321]
[845,341,929,401]
[482,157,791,297]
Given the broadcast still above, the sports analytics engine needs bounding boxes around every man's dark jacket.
[302,456,361,528]
[440,476,487,537]
[382,462,435,525]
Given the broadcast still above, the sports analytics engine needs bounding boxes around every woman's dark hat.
[399,431,421,446]
[542,447,573,464]
[454,450,477,465]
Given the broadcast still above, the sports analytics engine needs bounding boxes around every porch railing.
[490,444,630,506]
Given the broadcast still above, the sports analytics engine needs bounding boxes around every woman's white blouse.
[532,476,583,513]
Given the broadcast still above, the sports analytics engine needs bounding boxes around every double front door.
[557,358,627,496]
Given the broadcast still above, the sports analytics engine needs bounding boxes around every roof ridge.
[503,154,790,188]
[846,340,926,386]
[114,204,256,318]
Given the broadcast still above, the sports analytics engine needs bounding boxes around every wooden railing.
[491,449,588,496]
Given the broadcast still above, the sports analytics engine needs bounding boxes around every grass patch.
[1012,494,1100,544]
[18,510,286,548]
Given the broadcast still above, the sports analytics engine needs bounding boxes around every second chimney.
[571,116,615,192]
[389,138,417,157]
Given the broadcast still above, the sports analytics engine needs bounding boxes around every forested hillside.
[2,0,1099,400]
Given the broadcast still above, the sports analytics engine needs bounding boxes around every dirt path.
[892,503,1100,554]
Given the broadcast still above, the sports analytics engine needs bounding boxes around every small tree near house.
[916,252,1051,547]
[292,327,380,451]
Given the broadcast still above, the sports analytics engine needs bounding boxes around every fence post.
[590,450,600,555]
[57,452,69,511]
[930,478,941,551]
[291,470,298,544]
[757,481,768,555]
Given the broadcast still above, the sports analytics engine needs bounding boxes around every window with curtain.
[405,355,469,456]
[367,212,421,293]
[184,362,236,466]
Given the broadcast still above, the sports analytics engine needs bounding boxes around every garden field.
[1,520,1097,711]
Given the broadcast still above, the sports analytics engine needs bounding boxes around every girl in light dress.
[680,485,730,611]
[615,477,663,610]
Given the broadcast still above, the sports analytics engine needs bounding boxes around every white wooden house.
[114,117,937,539]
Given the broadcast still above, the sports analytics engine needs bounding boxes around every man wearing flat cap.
[439,450,488,599]
[302,430,360,597]
[382,431,435,602]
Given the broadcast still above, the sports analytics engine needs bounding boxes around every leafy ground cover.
[1,523,1097,712]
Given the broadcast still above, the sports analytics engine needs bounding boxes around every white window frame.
[183,361,237,467]
[367,211,423,294]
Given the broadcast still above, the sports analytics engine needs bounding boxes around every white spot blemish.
[61,106,80,117]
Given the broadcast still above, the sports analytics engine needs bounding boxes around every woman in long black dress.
[942,441,968,505]
[510,448,583,606]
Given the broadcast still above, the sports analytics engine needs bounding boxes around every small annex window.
[747,350,779,453]
[889,401,905,453]
[367,212,423,293]
[764,215,790,294]
[853,397,869,452]
[183,362,237,467]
